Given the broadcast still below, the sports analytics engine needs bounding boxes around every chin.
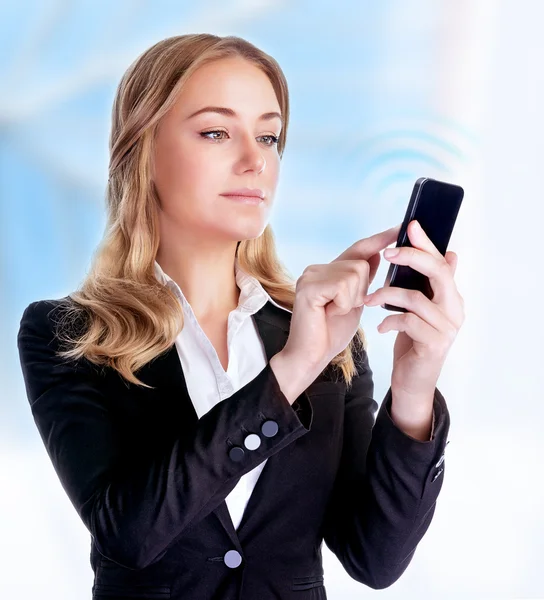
[232,223,268,241]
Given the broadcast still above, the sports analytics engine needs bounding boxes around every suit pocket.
[93,583,171,599]
[291,574,324,591]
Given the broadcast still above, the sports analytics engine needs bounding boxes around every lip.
[222,194,263,205]
[220,187,265,199]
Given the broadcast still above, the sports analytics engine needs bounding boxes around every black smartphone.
[382,177,464,312]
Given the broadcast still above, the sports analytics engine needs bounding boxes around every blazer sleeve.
[321,342,451,590]
[17,300,314,570]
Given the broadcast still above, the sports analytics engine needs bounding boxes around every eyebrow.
[186,106,283,124]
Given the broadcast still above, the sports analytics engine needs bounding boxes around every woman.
[17,34,463,599]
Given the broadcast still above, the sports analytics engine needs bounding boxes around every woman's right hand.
[272,224,401,397]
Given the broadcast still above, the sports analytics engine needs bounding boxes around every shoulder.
[21,296,69,318]
[18,296,83,345]
[20,295,70,326]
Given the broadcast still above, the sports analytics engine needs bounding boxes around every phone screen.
[383,177,464,312]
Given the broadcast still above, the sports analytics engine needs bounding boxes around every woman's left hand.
[362,219,465,402]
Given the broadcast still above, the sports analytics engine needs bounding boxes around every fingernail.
[384,248,399,258]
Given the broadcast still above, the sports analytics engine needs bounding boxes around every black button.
[224,549,242,568]
[261,420,279,438]
[229,446,245,462]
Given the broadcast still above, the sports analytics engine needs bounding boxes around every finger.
[383,245,456,305]
[407,220,443,260]
[377,311,444,350]
[334,223,401,263]
[326,269,366,316]
[445,251,458,276]
[327,301,364,318]
[366,252,382,286]
[364,287,454,333]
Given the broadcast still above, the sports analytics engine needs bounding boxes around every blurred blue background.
[2,0,543,598]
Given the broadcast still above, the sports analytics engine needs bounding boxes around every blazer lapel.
[154,301,291,549]
[142,333,200,429]
[213,301,291,546]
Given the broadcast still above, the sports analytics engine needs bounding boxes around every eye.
[200,130,279,146]
[260,135,279,146]
[200,130,228,142]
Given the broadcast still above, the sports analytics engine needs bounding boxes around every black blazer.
[17,297,450,599]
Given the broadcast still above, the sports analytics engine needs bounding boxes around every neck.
[156,235,241,322]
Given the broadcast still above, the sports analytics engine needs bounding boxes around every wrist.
[390,388,435,441]
[270,352,316,405]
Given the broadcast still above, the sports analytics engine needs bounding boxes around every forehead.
[173,58,281,118]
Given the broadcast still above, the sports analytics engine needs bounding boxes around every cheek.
[155,136,215,198]
[269,159,280,185]
[266,159,280,199]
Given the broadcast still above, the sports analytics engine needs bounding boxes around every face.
[153,57,282,247]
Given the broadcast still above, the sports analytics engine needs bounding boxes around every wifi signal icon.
[341,116,478,218]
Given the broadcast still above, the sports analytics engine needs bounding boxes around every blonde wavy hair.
[56,33,367,389]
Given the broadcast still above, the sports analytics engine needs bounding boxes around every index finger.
[334,223,401,262]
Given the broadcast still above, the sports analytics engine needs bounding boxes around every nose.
[236,135,266,174]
